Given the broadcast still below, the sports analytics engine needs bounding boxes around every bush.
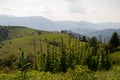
[17,51,32,79]
[0,53,17,69]
[68,65,95,80]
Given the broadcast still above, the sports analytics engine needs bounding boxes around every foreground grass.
[94,66,120,80]
[0,71,71,80]
[0,66,120,80]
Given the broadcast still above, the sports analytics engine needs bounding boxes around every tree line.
[0,26,9,42]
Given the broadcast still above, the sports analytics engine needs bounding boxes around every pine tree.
[109,32,119,51]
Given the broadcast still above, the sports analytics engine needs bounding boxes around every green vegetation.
[109,32,120,52]
[0,66,120,80]
[0,26,120,80]
[17,50,32,79]
[0,26,9,42]
[110,52,120,65]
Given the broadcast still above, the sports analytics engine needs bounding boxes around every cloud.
[0,0,120,22]
[65,0,85,14]
[0,6,12,11]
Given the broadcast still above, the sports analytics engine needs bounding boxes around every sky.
[0,0,120,23]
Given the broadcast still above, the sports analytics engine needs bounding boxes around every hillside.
[0,26,74,65]
[0,26,120,80]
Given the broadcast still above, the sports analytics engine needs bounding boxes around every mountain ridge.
[0,15,120,38]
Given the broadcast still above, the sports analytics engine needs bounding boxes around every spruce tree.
[109,32,119,51]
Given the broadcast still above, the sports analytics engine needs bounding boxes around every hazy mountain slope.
[56,21,120,33]
[56,21,96,34]
[0,15,120,35]
[0,15,59,31]
[86,29,120,39]
[56,21,120,37]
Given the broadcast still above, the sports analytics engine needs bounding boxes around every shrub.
[1,53,17,69]
[17,51,32,79]
[68,65,95,80]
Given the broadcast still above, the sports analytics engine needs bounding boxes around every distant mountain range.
[0,15,120,38]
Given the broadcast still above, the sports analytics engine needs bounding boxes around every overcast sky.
[0,0,120,23]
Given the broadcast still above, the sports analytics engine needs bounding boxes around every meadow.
[0,26,120,80]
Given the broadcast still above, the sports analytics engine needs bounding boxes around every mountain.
[56,21,120,38]
[56,21,97,34]
[86,29,120,39]
[0,15,60,31]
[0,15,120,37]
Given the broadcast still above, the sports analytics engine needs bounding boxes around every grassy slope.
[1,26,120,62]
[0,26,73,59]
[0,26,120,80]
